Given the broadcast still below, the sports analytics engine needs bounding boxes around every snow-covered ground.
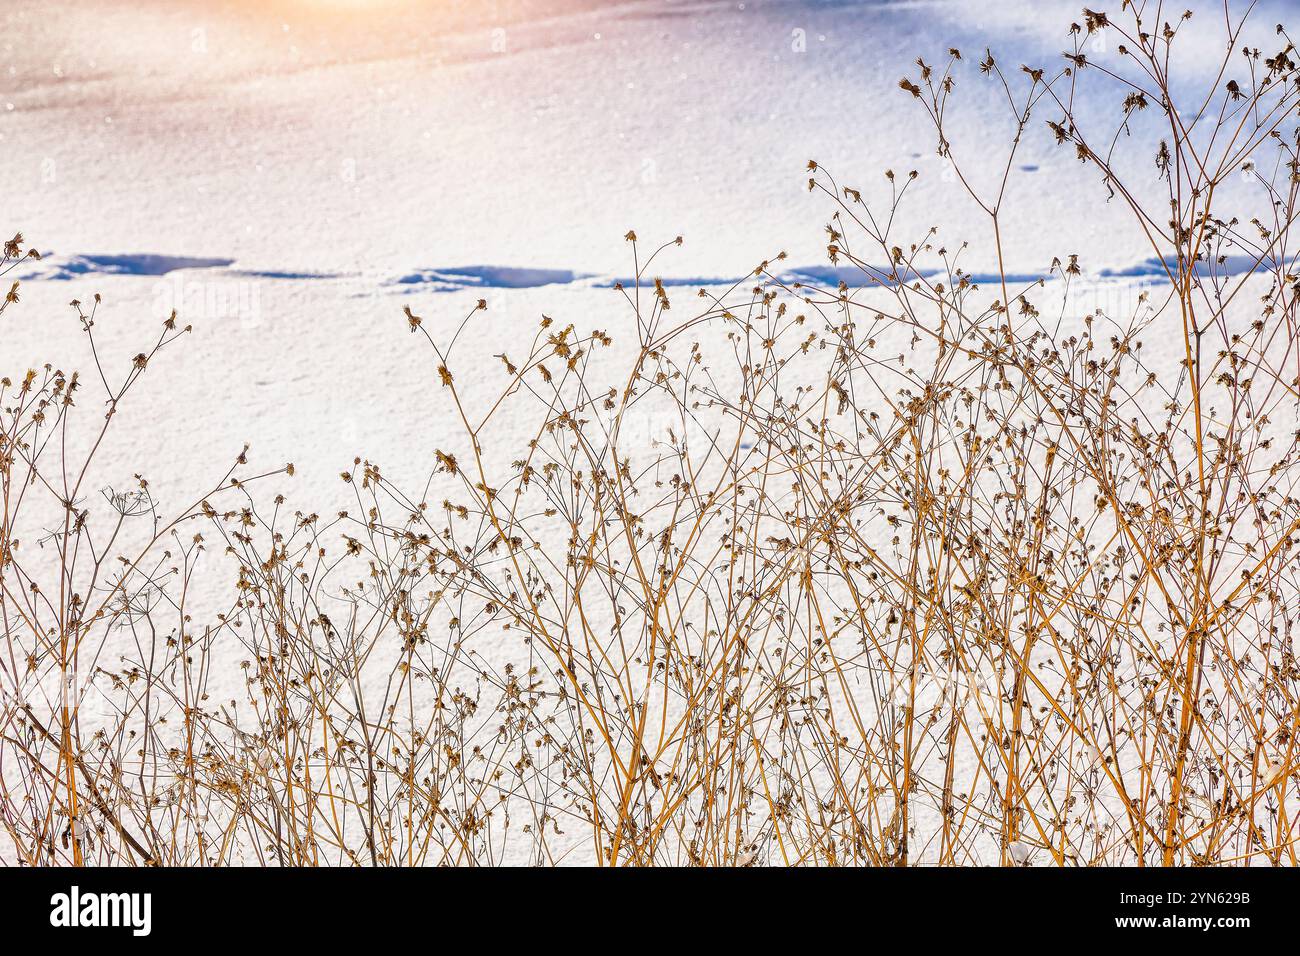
[0,0,1285,607]
[1,0,1290,599]
[5,0,1141,277]
[0,0,1254,503]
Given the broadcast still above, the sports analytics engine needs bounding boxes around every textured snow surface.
[0,0,1287,575]
[11,0,1286,277]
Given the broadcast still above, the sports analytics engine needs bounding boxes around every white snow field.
[0,1,1271,508]
[1,0,1289,511]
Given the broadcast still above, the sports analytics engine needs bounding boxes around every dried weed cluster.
[3,6,1300,865]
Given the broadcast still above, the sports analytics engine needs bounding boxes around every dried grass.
[2,5,1299,866]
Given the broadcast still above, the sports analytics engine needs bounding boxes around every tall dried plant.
[1,4,1297,866]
